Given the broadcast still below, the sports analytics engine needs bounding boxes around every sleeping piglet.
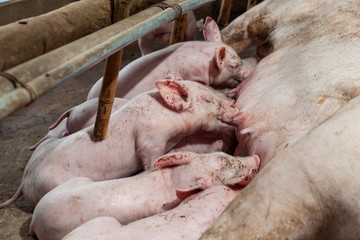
[87,17,252,100]
[30,152,260,240]
[0,79,239,208]
[61,185,241,240]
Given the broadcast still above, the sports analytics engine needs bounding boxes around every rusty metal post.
[93,1,131,140]
[217,0,232,27]
[169,13,187,45]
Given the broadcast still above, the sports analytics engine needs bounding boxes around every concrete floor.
[0,2,252,239]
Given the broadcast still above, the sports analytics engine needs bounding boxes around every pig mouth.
[220,105,241,126]
[233,75,243,82]
[226,107,245,126]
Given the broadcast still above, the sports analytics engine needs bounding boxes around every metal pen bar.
[0,0,216,120]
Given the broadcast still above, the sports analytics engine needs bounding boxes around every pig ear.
[203,17,222,42]
[225,171,257,187]
[215,46,226,71]
[223,177,247,186]
[176,188,202,200]
[155,80,192,112]
[153,152,196,169]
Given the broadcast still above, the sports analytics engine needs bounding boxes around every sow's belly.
[233,43,360,167]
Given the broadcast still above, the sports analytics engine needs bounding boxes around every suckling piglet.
[30,152,259,240]
[0,79,239,208]
[61,185,241,240]
[87,17,252,100]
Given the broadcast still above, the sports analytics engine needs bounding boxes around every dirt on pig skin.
[30,152,259,240]
[9,79,239,208]
[224,0,360,167]
[0,3,252,238]
[62,185,241,240]
[87,17,252,100]
[0,60,109,240]
[200,0,360,239]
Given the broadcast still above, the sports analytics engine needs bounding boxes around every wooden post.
[93,1,131,140]
[217,0,232,27]
[169,13,187,45]
[247,0,259,10]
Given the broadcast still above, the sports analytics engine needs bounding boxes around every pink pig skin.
[224,1,360,168]
[0,79,238,208]
[200,0,360,239]
[29,97,128,151]
[30,72,235,153]
[202,96,360,240]
[30,152,259,240]
[138,11,203,56]
[61,185,240,240]
[87,17,252,100]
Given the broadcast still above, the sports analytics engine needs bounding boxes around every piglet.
[87,17,252,100]
[138,11,203,55]
[61,185,240,240]
[29,97,128,151]
[30,152,260,240]
[0,79,239,208]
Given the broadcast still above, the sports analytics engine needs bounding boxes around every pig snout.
[218,99,241,126]
[220,154,260,186]
[237,63,253,81]
[229,59,253,84]
[215,47,253,85]
[201,86,240,125]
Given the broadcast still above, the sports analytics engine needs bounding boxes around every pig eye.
[205,99,211,103]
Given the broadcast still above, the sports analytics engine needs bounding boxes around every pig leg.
[201,96,360,239]
[31,152,258,240]
[62,185,240,240]
[29,177,93,236]
[61,216,122,240]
